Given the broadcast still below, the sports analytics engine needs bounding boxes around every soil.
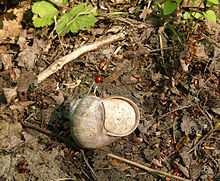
[0,1,220,181]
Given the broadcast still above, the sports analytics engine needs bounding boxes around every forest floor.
[0,0,220,181]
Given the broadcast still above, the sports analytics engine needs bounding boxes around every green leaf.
[207,0,219,5]
[191,12,203,19]
[182,11,191,20]
[56,3,97,35]
[204,10,217,23]
[32,1,58,17]
[175,0,182,5]
[163,0,177,15]
[55,13,71,35]
[32,15,54,27]
[32,1,58,27]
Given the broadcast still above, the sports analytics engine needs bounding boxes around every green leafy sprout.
[31,1,97,36]
[160,0,219,24]
[32,1,58,27]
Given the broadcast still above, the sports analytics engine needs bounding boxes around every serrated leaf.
[32,1,58,27]
[75,14,97,31]
[32,1,58,17]
[56,3,97,35]
[55,13,71,35]
[207,0,219,4]
[163,0,177,15]
[204,10,217,23]
[33,15,54,27]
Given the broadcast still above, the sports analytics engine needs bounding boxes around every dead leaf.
[17,38,45,70]
[180,51,190,72]
[9,101,34,112]
[50,91,64,105]
[3,87,17,104]
[110,158,130,171]
[181,114,196,135]
[139,6,152,20]
[194,44,208,59]
[17,47,37,69]
[0,19,22,40]
[110,0,129,4]
[182,0,204,8]
[179,150,191,169]
[211,107,220,115]
[174,161,190,178]
[189,160,203,180]
[0,5,29,42]
[104,59,130,83]
[0,53,12,70]
[152,158,162,167]
[0,45,7,54]
[0,121,23,149]
[106,26,122,34]
[10,68,21,81]
[17,71,36,100]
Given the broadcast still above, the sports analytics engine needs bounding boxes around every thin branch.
[107,153,191,181]
[158,104,193,120]
[81,150,97,181]
[202,33,220,50]
[37,32,126,84]
[187,119,220,153]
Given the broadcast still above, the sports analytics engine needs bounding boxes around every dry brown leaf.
[194,44,208,59]
[17,71,36,100]
[110,0,129,4]
[139,6,152,20]
[174,161,190,178]
[0,53,12,70]
[3,87,17,104]
[0,45,7,54]
[0,121,23,149]
[9,101,34,112]
[104,59,130,83]
[0,19,22,40]
[17,38,45,69]
[110,158,130,171]
[181,114,196,135]
[179,51,190,72]
[10,68,21,81]
[182,0,204,8]
[0,5,29,41]
[50,91,65,105]
[17,47,37,69]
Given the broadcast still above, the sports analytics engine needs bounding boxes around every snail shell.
[69,96,140,149]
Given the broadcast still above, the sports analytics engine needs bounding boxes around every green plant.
[31,1,97,36]
[160,0,219,24]
[163,0,182,15]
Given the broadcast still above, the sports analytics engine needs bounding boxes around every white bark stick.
[37,32,125,84]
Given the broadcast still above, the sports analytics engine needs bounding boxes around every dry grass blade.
[37,32,126,83]
[107,153,191,181]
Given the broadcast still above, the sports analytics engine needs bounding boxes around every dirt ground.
[0,1,220,181]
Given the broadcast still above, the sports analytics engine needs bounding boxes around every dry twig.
[37,32,126,83]
[81,150,97,180]
[188,119,220,153]
[158,104,193,120]
[107,153,191,181]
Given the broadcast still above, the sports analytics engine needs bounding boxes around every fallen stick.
[37,32,126,84]
[107,153,191,181]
